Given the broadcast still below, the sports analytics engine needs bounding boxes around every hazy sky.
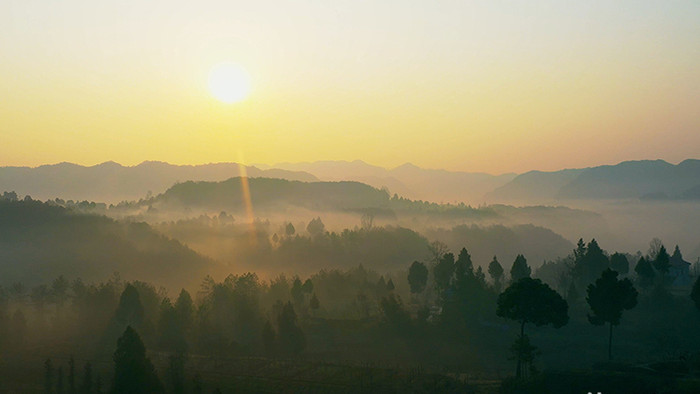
[2,0,698,174]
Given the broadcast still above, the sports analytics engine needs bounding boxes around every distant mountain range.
[258,160,517,203]
[487,159,700,202]
[2,158,699,205]
[0,161,317,203]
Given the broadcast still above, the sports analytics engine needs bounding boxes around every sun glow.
[208,62,252,103]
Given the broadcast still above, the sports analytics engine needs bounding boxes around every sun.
[208,62,252,103]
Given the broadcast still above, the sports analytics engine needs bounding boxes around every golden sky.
[1,1,699,174]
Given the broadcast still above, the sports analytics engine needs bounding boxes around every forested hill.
[151,177,394,213]
[0,161,318,203]
[0,198,213,288]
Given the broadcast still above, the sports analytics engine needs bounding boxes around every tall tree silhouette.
[497,278,568,378]
[44,358,53,394]
[653,244,670,275]
[115,284,145,328]
[510,254,531,282]
[80,362,92,394]
[407,261,428,294]
[691,276,700,312]
[635,257,655,289]
[112,326,163,393]
[277,301,305,355]
[488,256,504,293]
[434,252,455,299]
[586,269,638,360]
[609,253,629,275]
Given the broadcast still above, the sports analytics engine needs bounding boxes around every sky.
[1,0,699,174]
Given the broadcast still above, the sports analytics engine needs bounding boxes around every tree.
[302,279,314,295]
[427,240,449,266]
[57,367,64,394]
[497,278,568,378]
[166,353,186,394]
[291,277,304,305]
[309,293,320,311]
[634,257,655,289]
[586,269,638,360]
[609,253,629,275]
[68,356,75,394]
[306,217,325,237]
[488,256,504,292]
[277,302,305,355]
[407,261,428,294]
[690,276,700,311]
[112,326,163,393]
[80,362,92,394]
[510,254,531,282]
[174,289,194,336]
[434,252,455,297]
[456,248,473,274]
[653,245,670,275]
[647,237,663,260]
[285,222,295,237]
[45,359,53,394]
[386,278,395,291]
[380,294,411,332]
[574,239,609,286]
[262,319,276,356]
[114,284,145,328]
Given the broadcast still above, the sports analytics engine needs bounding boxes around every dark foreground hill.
[0,198,212,288]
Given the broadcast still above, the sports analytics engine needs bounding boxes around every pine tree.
[112,326,163,393]
[510,254,531,282]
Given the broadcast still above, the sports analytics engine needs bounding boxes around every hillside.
[0,198,213,288]
[152,177,393,213]
[486,159,700,202]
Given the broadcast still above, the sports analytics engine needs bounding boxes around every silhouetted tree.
[510,254,531,282]
[174,289,194,336]
[488,256,504,292]
[497,278,568,378]
[609,253,629,275]
[277,302,305,355]
[302,279,314,294]
[167,353,186,394]
[574,239,609,286]
[691,276,700,311]
[653,245,670,275]
[192,374,203,394]
[114,284,145,328]
[57,367,64,394]
[386,278,395,291]
[291,277,304,306]
[380,294,411,332]
[306,217,325,237]
[80,362,92,394]
[285,222,295,237]
[586,269,638,360]
[45,359,53,394]
[262,319,276,356]
[112,326,163,393]
[434,252,455,298]
[407,261,428,294]
[68,356,75,394]
[309,293,320,311]
[635,257,655,289]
